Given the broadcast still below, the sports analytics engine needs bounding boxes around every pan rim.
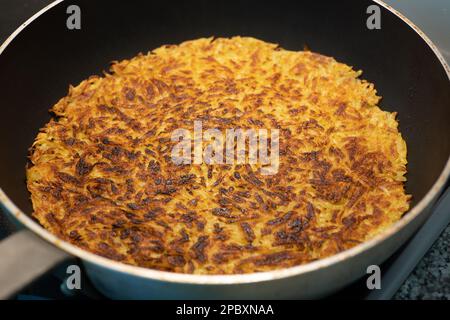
[0,0,449,285]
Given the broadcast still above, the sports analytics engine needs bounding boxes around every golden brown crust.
[27,37,410,274]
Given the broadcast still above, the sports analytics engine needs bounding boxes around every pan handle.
[0,229,70,299]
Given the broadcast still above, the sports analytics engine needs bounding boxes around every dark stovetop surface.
[0,0,449,300]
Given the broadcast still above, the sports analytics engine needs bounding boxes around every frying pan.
[0,0,449,299]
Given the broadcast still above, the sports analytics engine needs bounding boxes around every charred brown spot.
[212,207,234,219]
[167,255,186,267]
[125,88,136,101]
[240,222,255,243]
[267,211,293,226]
[254,252,295,266]
[75,158,92,176]
[191,235,209,263]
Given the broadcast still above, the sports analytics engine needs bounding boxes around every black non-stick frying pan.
[0,0,449,299]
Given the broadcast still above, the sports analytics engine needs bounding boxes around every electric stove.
[0,0,449,300]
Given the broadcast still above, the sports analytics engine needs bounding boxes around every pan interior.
[0,0,448,221]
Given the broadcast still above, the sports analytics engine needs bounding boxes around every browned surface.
[27,37,410,274]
